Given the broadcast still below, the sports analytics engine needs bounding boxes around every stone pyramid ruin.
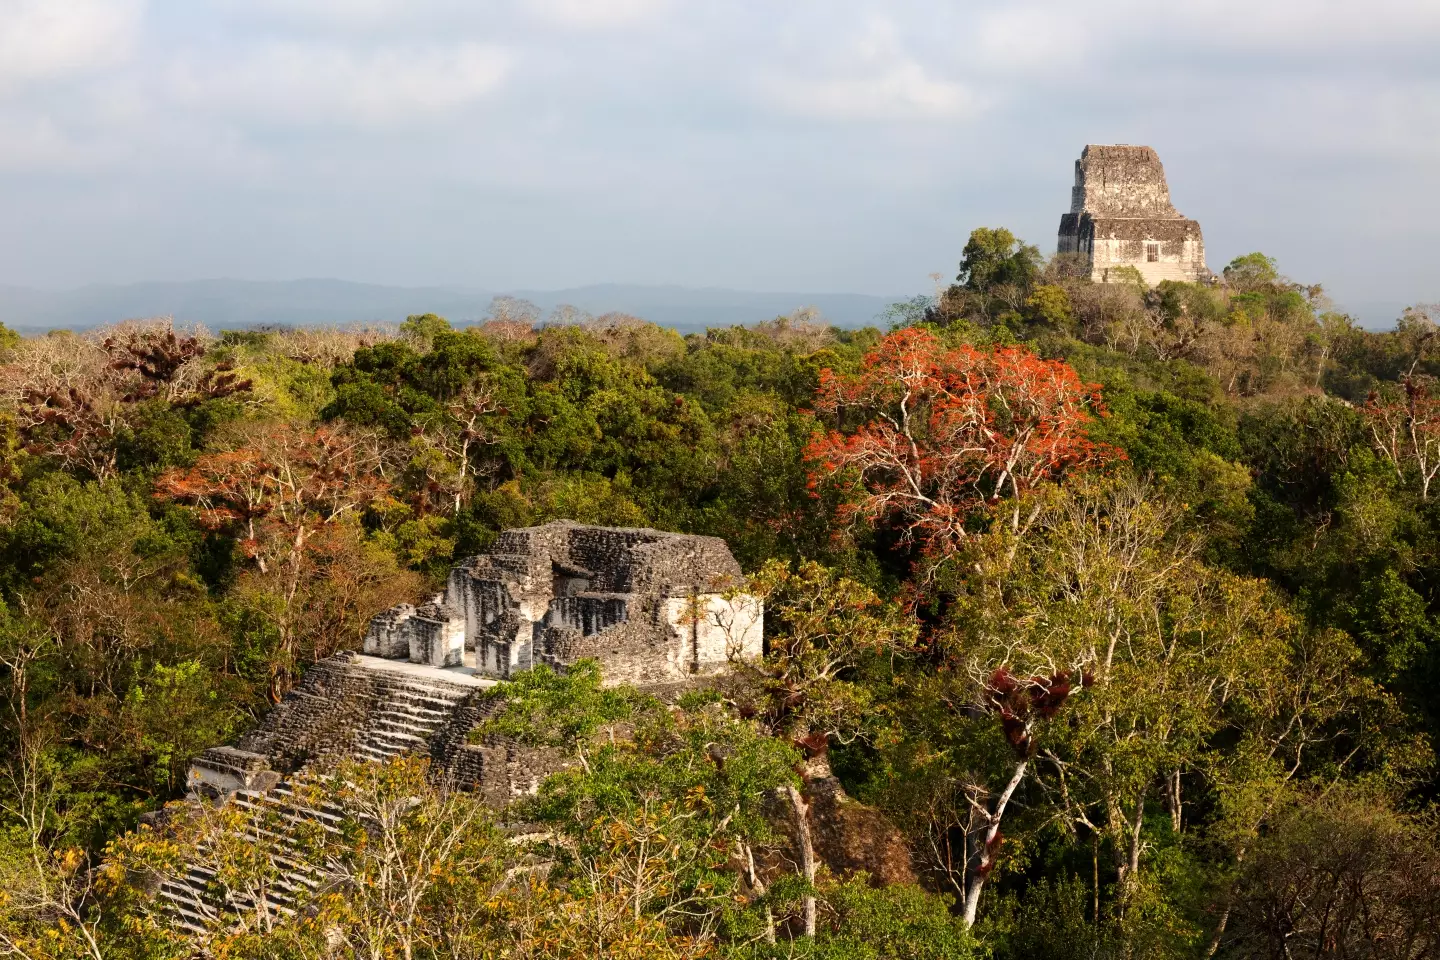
[1057,144,1211,285]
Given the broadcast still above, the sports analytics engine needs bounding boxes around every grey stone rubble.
[365,520,764,684]
[170,522,763,931]
[1057,144,1212,285]
[156,780,339,934]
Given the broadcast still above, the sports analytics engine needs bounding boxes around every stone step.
[366,719,433,734]
[354,743,397,764]
[160,776,341,934]
[155,887,212,934]
[387,689,469,709]
[355,745,410,762]
[159,874,214,903]
[246,788,346,826]
[185,866,216,886]
[373,704,448,724]
[158,872,306,915]
[232,791,342,827]
[186,847,317,909]
[219,891,297,919]
[267,785,346,821]
[364,727,428,746]
[366,723,442,742]
[354,742,411,761]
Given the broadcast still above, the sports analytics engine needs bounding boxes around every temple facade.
[364,521,764,686]
[173,523,763,930]
[1057,144,1211,285]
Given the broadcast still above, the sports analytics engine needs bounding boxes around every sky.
[0,0,1437,312]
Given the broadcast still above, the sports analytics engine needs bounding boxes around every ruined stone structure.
[185,653,561,807]
[365,521,764,685]
[170,655,507,930]
[1057,144,1210,285]
[167,523,763,931]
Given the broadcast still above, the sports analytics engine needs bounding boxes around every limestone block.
[364,603,415,659]
[187,746,275,799]
[407,604,465,668]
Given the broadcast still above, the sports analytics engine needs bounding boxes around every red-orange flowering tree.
[155,425,389,570]
[155,425,413,696]
[1364,375,1440,500]
[807,327,1116,570]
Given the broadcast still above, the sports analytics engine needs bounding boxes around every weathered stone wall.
[374,521,762,685]
[1057,144,1210,285]
[627,534,745,596]
[663,592,764,674]
[406,601,465,667]
[1069,145,1178,218]
[191,652,568,803]
[187,746,278,798]
[363,603,414,658]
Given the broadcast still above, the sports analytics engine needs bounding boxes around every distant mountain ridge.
[0,280,907,334]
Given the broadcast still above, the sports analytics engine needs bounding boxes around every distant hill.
[0,280,906,334]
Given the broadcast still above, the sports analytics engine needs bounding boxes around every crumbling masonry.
[1057,144,1211,285]
[169,523,763,932]
[364,521,764,684]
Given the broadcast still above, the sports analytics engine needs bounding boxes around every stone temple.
[187,521,763,803]
[364,521,763,685]
[1057,144,1211,285]
[168,523,763,932]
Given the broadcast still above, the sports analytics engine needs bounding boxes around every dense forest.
[2,232,1439,958]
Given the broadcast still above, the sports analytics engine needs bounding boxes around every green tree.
[1222,252,1280,292]
[1023,284,1074,332]
[958,228,1042,296]
[397,312,453,352]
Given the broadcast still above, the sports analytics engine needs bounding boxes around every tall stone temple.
[1057,144,1211,285]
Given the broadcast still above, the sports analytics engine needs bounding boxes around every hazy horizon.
[1,2,1436,311]
[0,276,1418,334]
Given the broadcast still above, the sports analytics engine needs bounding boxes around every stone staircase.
[350,680,473,764]
[162,663,484,935]
[154,778,340,935]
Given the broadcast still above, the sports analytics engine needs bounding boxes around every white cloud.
[170,42,515,126]
[762,17,977,121]
[524,0,671,28]
[971,6,1089,72]
[969,0,1440,61]
[1165,0,1440,46]
[0,111,75,170]
[0,0,144,90]
[206,0,420,30]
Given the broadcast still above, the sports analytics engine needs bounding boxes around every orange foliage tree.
[806,328,1116,571]
[155,425,413,697]
[1,320,250,480]
[1364,375,1440,500]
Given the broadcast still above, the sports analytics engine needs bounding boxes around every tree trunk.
[1092,831,1101,924]
[744,842,776,945]
[785,784,817,938]
[1111,795,1145,915]
[1169,770,1182,833]
[961,757,1028,928]
[1203,845,1248,958]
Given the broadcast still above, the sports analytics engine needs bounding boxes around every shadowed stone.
[1057,144,1212,285]
[168,524,764,930]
